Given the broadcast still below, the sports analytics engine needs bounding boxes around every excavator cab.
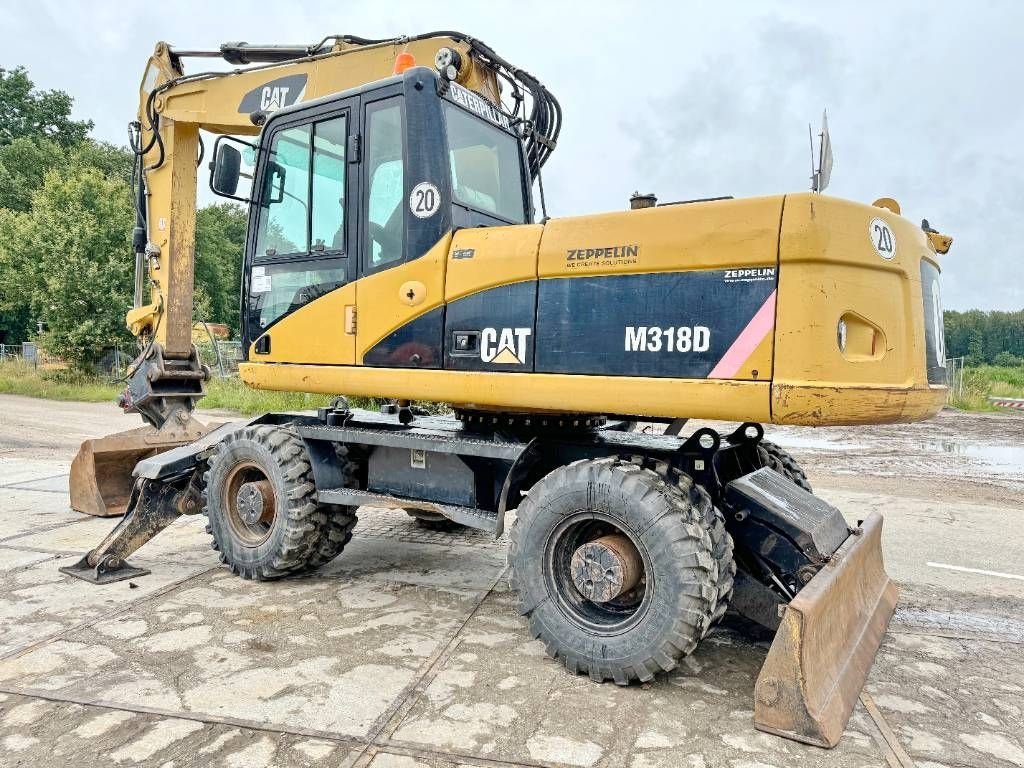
[207,66,533,363]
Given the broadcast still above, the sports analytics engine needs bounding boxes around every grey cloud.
[2,1,1020,309]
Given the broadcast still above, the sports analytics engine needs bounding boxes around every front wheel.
[203,425,356,579]
[509,458,718,684]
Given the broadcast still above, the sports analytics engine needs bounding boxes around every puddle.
[767,435,867,452]
[916,442,1024,472]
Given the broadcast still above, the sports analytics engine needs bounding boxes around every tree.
[195,203,248,335]
[0,66,93,149]
[3,165,133,368]
[944,309,1024,366]
[0,137,66,212]
[71,141,133,185]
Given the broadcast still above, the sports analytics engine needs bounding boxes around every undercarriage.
[62,403,896,747]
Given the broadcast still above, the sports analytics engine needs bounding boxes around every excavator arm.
[71,32,557,516]
[124,35,510,424]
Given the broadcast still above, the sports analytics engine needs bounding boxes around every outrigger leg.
[60,473,202,584]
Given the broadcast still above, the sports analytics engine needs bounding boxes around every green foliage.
[70,141,133,184]
[0,137,66,212]
[2,166,134,369]
[0,66,93,148]
[0,359,121,402]
[993,351,1024,368]
[195,203,248,335]
[948,366,1024,411]
[0,64,244,352]
[0,361,384,415]
[200,376,335,415]
[944,309,1024,365]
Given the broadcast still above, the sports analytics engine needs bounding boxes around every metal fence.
[196,340,242,378]
[1,339,242,379]
[944,356,965,403]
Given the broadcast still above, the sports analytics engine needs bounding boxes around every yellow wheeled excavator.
[62,31,954,748]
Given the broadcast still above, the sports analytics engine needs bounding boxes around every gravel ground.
[1,395,1022,768]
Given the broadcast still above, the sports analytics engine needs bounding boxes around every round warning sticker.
[409,181,441,219]
[868,217,897,260]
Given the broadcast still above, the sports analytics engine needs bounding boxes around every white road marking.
[926,562,1024,581]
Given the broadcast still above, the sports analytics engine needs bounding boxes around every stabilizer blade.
[753,512,897,748]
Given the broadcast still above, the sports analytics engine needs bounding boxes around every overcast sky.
[3,1,1021,310]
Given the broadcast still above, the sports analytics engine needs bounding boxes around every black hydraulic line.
[167,30,561,178]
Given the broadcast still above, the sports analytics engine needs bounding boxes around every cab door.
[355,83,453,369]
[244,97,359,365]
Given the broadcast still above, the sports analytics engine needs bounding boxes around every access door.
[355,83,453,369]
[244,97,359,365]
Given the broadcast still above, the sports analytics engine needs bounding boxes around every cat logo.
[260,86,291,111]
[481,327,531,365]
[237,74,308,114]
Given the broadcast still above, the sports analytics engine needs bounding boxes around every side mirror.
[212,144,241,196]
[208,136,256,202]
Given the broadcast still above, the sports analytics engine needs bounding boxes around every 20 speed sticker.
[869,217,896,260]
[410,181,441,218]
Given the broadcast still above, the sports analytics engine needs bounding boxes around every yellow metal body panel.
[538,196,783,278]
[771,194,945,424]
[355,233,452,362]
[240,193,945,426]
[445,225,543,302]
[240,363,771,422]
[251,283,357,365]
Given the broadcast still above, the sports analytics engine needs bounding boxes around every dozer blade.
[69,423,211,517]
[753,511,897,748]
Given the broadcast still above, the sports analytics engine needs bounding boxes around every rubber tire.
[405,509,466,532]
[509,457,718,684]
[758,440,812,492]
[203,425,355,579]
[656,465,734,631]
[305,444,360,570]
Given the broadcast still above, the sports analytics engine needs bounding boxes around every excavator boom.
[72,32,557,517]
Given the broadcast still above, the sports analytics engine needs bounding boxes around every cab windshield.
[444,103,526,223]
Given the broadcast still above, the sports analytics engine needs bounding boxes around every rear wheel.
[509,458,718,684]
[203,425,356,579]
[758,440,812,491]
[656,465,734,630]
[405,509,466,532]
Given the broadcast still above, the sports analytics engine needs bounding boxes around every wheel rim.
[545,512,653,635]
[223,461,277,546]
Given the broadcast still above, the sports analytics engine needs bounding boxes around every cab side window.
[248,114,350,333]
[364,99,405,271]
[312,116,347,252]
[254,125,310,257]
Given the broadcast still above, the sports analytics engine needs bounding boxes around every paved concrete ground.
[1,395,1023,767]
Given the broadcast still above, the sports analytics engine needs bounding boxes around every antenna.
[810,109,833,193]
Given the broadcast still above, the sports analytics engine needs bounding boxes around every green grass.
[949,365,1024,411]
[0,360,381,415]
[9,357,1018,416]
[0,360,121,402]
[202,377,336,415]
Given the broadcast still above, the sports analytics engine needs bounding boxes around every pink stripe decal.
[708,290,777,379]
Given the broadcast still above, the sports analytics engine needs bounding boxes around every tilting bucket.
[753,512,897,748]
[69,426,201,517]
